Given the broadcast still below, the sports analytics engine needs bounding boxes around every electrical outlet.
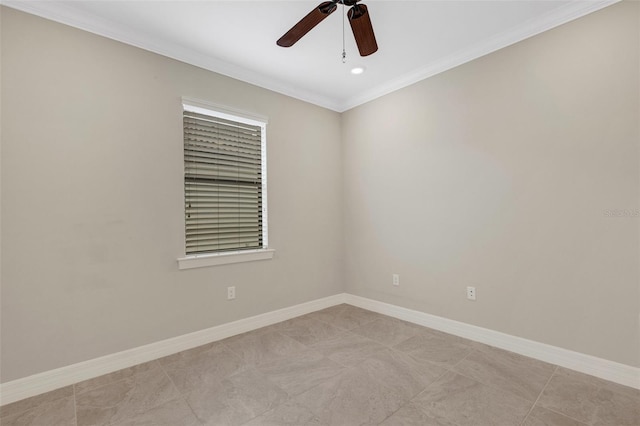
[466,286,476,301]
[392,274,400,286]
[227,286,236,300]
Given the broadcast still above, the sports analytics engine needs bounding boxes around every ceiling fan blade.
[348,4,378,56]
[277,1,337,48]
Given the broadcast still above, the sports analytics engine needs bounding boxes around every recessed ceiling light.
[350,66,365,75]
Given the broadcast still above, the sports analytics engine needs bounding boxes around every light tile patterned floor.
[1,304,638,425]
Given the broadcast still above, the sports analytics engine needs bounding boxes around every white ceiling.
[4,0,617,111]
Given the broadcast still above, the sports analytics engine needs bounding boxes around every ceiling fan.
[277,0,378,57]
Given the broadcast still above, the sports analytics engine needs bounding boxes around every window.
[178,99,273,269]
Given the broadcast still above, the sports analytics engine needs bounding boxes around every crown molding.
[337,0,621,111]
[1,0,621,113]
[0,0,343,112]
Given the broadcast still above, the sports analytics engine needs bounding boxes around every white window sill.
[177,249,275,270]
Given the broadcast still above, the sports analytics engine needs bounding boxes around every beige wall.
[343,1,639,367]
[0,7,343,382]
[1,1,639,384]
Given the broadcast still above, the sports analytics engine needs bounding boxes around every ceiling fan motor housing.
[338,0,361,6]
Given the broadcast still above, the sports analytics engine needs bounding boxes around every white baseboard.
[345,294,640,390]
[0,293,347,406]
[2,292,638,406]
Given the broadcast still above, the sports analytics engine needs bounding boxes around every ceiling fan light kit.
[277,0,378,57]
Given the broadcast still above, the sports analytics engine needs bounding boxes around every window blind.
[183,110,263,254]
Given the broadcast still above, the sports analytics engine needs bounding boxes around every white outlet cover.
[466,286,476,300]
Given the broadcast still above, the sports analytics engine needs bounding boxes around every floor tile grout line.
[447,355,547,406]
[390,367,461,425]
[518,365,558,426]
[447,365,538,407]
[54,310,356,413]
[6,307,634,425]
[138,359,204,425]
[375,360,459,426]
[374,400,409,425]
[316,320,358,332]
[383,311,620,423]
[272,386,322,421]
[155,360,182,397]
[421,364,547,426]
[220,340,246,360]
[406,361,455,402]
[166,314,553,424]
[543,406,591,426]
[444,345,569,413]
[555,367,639,400]
[351,323,424,350]
[236,390,308,426]
[155,350,241,426]
[0,386,75,422]
[271,329,326,353]
[386,345,447,373]
[235,400,278,426]
[308,327,389,357]
[220,330,316,370]
[271,362,363,422]
[169,335,306,421]
[275,320,342,349]
[72,383,78,426]
[73,361,161,397]
[449,345,476,369]
[533,368,599,426]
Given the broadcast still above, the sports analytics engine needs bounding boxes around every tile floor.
[1,304,638,426]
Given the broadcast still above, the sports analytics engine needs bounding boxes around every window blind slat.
[184,153,261,167]
[184,135,261,149]
[184,128,262,148]
[185,185,260,194]
[184,118,261,135]
[185,165,261,177]
[184,112,261,132]
[184,145,260,163]
[187,243,262,253]
[187,232,261,242]
[184,139,261,157]
[186,220,259,226]
[186,226,261,233]
[184,124,261,143]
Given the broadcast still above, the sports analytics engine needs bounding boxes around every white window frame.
[177,97,274,269]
